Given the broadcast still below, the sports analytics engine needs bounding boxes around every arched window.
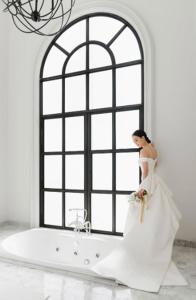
[40,12,144,235]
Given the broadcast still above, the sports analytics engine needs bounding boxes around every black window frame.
[39,12,144,236]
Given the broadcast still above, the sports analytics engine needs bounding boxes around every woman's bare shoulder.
[139,148,148,157]
[140,143,158,158]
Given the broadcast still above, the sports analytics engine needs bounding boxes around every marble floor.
[0,223,196,300]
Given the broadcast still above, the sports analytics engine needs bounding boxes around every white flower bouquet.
[128,190,149,223]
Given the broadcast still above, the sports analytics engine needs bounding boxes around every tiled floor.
[0,223,196,300]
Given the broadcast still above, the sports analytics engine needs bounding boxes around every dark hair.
[132,129,151,144]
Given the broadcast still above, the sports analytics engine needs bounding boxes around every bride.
[91,129,188,293]
[131,129,158,199]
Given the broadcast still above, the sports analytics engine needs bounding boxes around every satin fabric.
[91,157,188,292]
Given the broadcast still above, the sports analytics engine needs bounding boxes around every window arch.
[40,12,144,235]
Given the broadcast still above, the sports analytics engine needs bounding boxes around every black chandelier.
[2,0,76,36]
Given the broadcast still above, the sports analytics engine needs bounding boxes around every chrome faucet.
[68,208,91,234]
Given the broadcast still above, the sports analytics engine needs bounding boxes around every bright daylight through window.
[40,12,144,235]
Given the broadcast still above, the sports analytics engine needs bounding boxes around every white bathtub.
[0,227,122,282]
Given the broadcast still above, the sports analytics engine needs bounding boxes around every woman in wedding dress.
[91,130,188,293]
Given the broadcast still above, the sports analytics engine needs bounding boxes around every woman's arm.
[135,161,148,198]
[136,149,149,198]
[141,161,148,180]
[139,148,149,180]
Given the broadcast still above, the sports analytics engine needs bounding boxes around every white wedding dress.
[91,157,188,293]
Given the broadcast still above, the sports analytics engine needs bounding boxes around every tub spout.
[67,220,84,233]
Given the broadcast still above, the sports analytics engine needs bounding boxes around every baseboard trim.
[174,238,196,248]
[0,220,30,229]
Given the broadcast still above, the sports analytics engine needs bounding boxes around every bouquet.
[128,190,149,223]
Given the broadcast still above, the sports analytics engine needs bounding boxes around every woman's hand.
[135,189,146,199]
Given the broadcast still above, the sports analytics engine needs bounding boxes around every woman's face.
[132,135,145,147]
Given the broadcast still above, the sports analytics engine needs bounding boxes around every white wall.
[0,10,9,222]
[0,0,196,240]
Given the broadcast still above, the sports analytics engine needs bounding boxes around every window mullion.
[40,81,44,226]
[112,67,116,233]
[85,17,91,222]
[62,77,65,228]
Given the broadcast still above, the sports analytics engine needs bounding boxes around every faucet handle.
[69,208,87,222]
[83,221,91,234]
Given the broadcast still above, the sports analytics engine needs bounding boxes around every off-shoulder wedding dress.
[91,156,188,293]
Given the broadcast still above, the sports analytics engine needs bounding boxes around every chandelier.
[2,0,76,36]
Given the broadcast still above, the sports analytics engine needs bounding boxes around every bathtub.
[0,227,122,283]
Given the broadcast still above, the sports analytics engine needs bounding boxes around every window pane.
[116,65,141,106]
[65,155,84,189]
[44,118,62,152]
[116,195,129,232]
[44,192,62,226]
[116,110,139,149]
[44,155,62,188]
[43,80,62,115]
[65,46,86,73]
[64,75,86,112]
[116,152,139,191]
[65,192,84,227]
[91,193,112,231]
[92,154,112,190]
[43,46,67,77]
[91,113,112,150]
[90,16,122,44]
[56,20,86,53]
[65,116,84,151]
[89,44,111,69]
[110,27,141,63]
[89,70,112,109]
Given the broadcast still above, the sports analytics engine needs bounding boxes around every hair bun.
[132,129,151,144]
[146,136,151,143]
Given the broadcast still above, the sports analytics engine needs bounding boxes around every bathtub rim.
[1,226,124,241]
